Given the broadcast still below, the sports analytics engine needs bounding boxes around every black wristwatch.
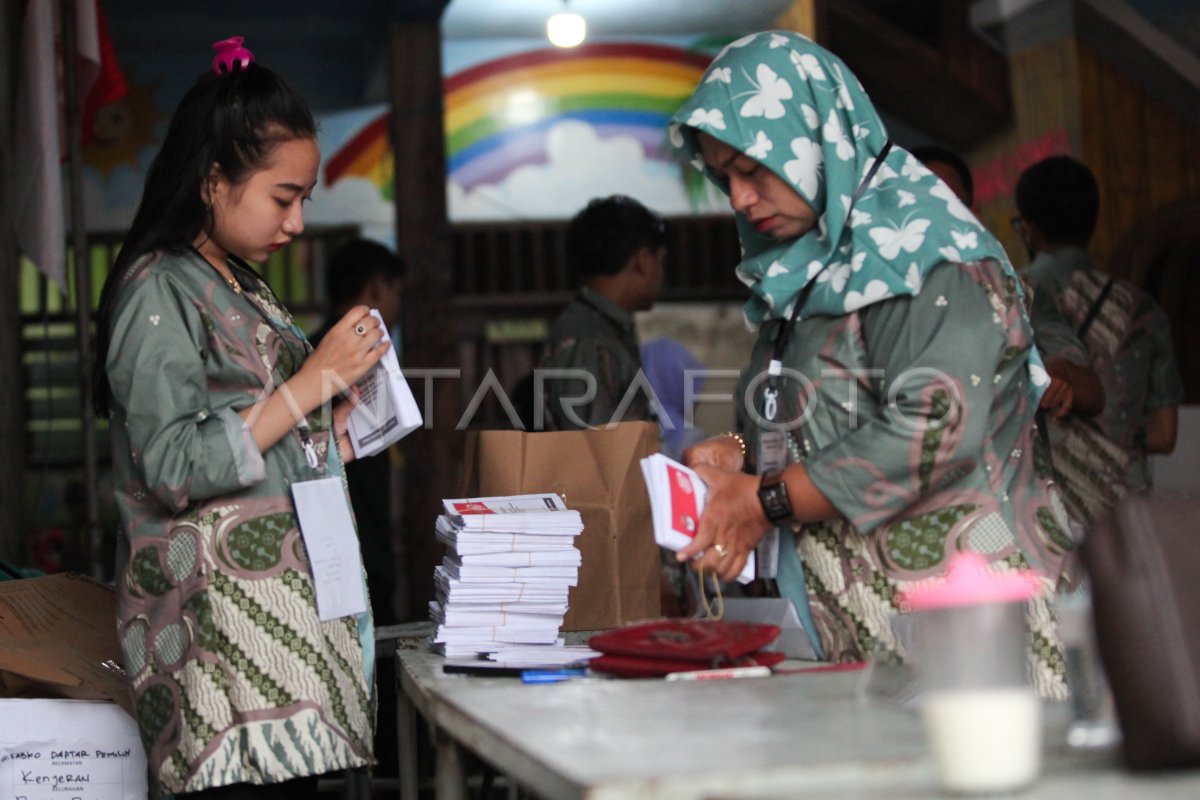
[758,470,795,524]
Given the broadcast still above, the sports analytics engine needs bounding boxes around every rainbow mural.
[445,42,713,190]
[322,41,718,217]
[324,113,393,199]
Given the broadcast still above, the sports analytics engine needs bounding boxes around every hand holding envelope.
[346,309,422,459]
[640,453,755,584]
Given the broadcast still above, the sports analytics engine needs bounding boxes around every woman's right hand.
[676,465,769,583]
[239,306,390,454]
[682,434,746,473]
[302,305,390,402]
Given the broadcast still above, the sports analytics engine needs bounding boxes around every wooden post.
[773,0,822,39]
[388,1,459,619]
[0,0,26,565]
[61,0,103,578]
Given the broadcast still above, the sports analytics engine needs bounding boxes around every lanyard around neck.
[762,140,893,423]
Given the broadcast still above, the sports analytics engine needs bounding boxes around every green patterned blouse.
[736,259,1073,698]
[670,29,1072,700]
[106,248,374,795]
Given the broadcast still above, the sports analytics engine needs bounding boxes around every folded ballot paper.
[640,453,755,584]
[347,309,422,459]
[430,493,594,661]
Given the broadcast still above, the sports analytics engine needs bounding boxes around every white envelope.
[639,453,754,584]
[347,309,422,459]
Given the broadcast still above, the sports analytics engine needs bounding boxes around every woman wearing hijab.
[671,31,1072,698]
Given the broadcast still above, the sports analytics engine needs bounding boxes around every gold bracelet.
[720,431,746,458]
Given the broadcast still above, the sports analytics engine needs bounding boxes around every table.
[395,642,1200,800]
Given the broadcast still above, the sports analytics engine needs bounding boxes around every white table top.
[395,642,1200,800]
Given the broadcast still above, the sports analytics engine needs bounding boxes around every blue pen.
[520,668,588,684]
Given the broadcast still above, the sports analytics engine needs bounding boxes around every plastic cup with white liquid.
[902,552,1044,795]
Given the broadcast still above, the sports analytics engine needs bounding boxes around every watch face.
[758,477,793,524]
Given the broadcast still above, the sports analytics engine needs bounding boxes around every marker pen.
[664,665,772,681]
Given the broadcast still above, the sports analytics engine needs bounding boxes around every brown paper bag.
[460,421,662,631]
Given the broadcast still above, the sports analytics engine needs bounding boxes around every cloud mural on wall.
[447,118,726,219]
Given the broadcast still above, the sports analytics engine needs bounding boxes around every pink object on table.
[212,36,254,74]
[902,551,1043,610]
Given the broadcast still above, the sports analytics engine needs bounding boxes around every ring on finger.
[354,323,367,336]
[713,543,728,557]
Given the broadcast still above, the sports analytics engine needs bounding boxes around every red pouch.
[588,618,784,678]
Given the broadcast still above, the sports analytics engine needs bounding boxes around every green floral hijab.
[669,30,1047,394]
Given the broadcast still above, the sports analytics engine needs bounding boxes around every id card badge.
[757,430,788,475]
[756,530,780,580]
[291,477,369,621]
[755,430,788,580]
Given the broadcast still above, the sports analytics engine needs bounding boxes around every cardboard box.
[0,698,147,800]
[0,573,133,718]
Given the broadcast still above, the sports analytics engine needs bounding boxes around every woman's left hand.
[682,434,745,473]
[675,466,772,583]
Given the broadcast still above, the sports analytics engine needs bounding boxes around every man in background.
[538,197,689,612]
[539,195,668,429]
[311,237,406,624]
[1015,155,1183,526]
[913,143,1105,424]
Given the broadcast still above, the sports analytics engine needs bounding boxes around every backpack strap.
[1077,277,1115,340]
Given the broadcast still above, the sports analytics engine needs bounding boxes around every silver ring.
[713,543,728,557]
[354,323,367,336]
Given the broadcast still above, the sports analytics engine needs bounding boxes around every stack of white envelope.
[430,493,587,661]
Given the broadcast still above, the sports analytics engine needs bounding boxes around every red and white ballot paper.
[639,453,755,583]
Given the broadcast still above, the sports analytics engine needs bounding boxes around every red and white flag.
[14,0,125,295]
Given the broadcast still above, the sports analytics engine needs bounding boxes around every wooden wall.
[964,35,1200,266]
[1078,45,1200,403]
[772,0,819,38]
[818,0,1011,148]
[969,38,1085,267]
[1077,43,1200,262]
[962,32,1200,404]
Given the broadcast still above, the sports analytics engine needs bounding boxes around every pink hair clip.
[212,36,254,74]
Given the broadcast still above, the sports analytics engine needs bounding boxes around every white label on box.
[0,699,147,800]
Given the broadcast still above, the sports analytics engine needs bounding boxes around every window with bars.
[449,215,743,300]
